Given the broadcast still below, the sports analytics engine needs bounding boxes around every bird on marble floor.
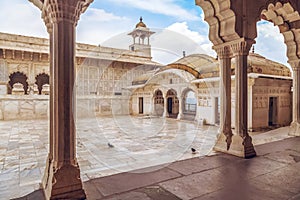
[191,148,196,154]
[107,142,114,148]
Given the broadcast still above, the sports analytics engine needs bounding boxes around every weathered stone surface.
[90,167,182,197]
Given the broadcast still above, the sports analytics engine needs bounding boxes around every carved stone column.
[163,93,169,118]
[41,17,54,196]
[230,38,256,158]
[35,0,93,199]
[177,95,183,120]
[149,95,155,115]
[213,45,233,151]
[290,60,300,136]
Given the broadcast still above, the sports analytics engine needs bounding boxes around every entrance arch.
[182,88,197,121]
[35,73,50,95]
[7,71,28,95]
[166,89,179,118]
[153,89,164,116]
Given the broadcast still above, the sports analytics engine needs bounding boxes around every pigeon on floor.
[108,142,114,148]
[191,148,196,154]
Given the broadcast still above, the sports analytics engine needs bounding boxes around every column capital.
[42,0,93,27]
[288,59,300,70]
[213,45,232,59]
[230,38,255,56]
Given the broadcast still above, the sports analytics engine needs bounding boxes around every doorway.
[166,89,179,118]
[167,97,173,114]
[139,97,143,114]
[268,97,277,126]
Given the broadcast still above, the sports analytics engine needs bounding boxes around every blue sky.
[0,0,288,65]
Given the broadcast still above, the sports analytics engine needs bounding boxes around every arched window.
[35,73,50,95]
[7,71,28,95]
[184,90,197,113]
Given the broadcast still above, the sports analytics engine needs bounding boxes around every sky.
[0,0,288,65]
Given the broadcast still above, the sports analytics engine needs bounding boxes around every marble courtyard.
[0,117,218,199]
[0,116,293,199]
[0,0,299,199]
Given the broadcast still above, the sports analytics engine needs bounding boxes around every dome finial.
[136,17,147,28]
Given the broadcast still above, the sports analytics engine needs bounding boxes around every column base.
[177,113,183,120]
[213,134,256,159]
[163,112,169,118]
[289,122,300,136]
[42,156,86,200]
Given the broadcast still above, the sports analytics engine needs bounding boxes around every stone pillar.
[231,39,256,158]
[213,45,233,150]
[149,96,153,115]
[42,17,54,192]
[36,0,93,199]
[213,39,256,158]
[177,96,183,120]
[290,60,300,136]
[163,93,169,118]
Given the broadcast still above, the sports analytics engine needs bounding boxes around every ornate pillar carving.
[230,38,256,158]
[214,45,233,150]
[290,60,300,136]
[213,39,256,158]
[35,0,93,199]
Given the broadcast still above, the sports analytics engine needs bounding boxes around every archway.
[7,71,28,95]
[35,73,50,95]
[153,89,164,116]
[166,89,179,118]
[196,0,300,157]
[182,89,197,121]
[259,2,300,134]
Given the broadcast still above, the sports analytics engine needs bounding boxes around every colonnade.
[28,0,300,198]
[154,89,196,120]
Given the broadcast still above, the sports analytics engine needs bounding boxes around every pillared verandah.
[27,0,300,199]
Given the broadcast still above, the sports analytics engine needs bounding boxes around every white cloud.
[0,0,47,38]
[0,1,216,64]
[106,0,200,21]
[0,1,131,45]
[257,22,284,42]
[256,21,288,65]
[77,8,132,45]
[165,22,216,58]
[99,25,208,65]
[166,22,205,44]
[82,8,127,22]
[200,13,205,21]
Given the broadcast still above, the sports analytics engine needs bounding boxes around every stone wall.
[0,95,49,120]
[195,77,292,130]
[251,78,292,131]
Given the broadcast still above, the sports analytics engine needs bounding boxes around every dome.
[161,53,291,79]
[162,54,218,78]
[136,17,147,28]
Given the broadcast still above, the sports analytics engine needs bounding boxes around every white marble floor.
[0,116,292,199]
[0,116,218,199]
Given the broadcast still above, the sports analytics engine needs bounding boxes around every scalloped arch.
[261,1,300,60]
[196,0,240,45]
[8,71,29,94]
